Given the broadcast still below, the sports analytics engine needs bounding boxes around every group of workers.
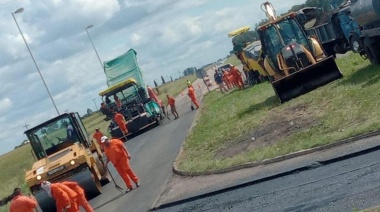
[214,65,245,93]
[5,132,140,212]
[5,180,93,212]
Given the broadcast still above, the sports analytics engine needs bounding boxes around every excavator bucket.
[272,56,343,103]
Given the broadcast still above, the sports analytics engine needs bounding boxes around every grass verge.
[177,53,380,173]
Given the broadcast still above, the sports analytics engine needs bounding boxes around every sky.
[0,0,306,154]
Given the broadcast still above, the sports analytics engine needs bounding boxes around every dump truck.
[25,112,108,211]
[350,0,380,64]
[257,2,343,102]
[295,6,361,57]
[99,78,163,139]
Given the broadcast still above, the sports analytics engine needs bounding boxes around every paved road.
[153,148,380,212]
[86,72,213,212]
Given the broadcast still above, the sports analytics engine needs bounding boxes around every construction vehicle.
[350,0,380,64]
[100,49,163,139]
[24,112,108,211]
[99,78,163,139]
[228,27,269,85]
[296,6,361,57]
[257,2,343,102]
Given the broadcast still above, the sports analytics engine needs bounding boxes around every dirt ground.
[215,103,319,159]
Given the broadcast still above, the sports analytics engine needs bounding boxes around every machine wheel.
[364,41,380,65]
[350,33,361,53]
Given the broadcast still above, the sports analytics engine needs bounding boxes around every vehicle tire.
[350,33,362,53]
[364,39,380,65]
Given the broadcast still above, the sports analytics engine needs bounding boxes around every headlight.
[36,175,42,180]
[70,160,75,165]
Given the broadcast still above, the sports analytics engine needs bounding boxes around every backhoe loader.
[258,2,343,102]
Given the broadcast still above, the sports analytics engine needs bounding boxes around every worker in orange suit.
[101,136,140,192]
[92,128,104,147]
[9,187,37,212]
[147,85,163,107]
[114,111,128,138]
[62,181,93,212]
[41,181,79,212]
[222,69,233,89]
[166,95,179,119]
[187,85,199,109]
[230,66,245,89]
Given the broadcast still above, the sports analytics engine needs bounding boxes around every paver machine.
[24,112,108,211]
[99,78,163,139]
[257,2,343,102]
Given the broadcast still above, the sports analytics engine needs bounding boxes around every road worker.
[187,85,199,109]
[147,85,164,106]
[92,128,104,147]
[41,181,79,212]
[222,69,233,89]
[113,111,128,138]
[166,95,179,119]
[101,136,140,192]
[230,66,245,89]
[62,181,93,212]
[8,188,37,212]
[114,95,122,110]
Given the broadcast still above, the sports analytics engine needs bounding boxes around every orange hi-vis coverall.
[147,86,163,107]
[9,195,37,212]
[187,86,199,109]
[114,112,128,135]
[62,181,93,212]
[93,131,104,146]
[104,139,139,189]
[51,183,79,212]
[230,66,244,89]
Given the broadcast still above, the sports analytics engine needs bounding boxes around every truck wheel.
[365,43,380,65]
[350,33,361,53]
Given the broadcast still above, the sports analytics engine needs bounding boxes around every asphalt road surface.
[86,74,212,212]
[153,148,380,212]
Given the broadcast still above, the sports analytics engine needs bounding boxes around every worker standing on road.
[101,136,140,192]
[62,181,93,212]
[166,95,179,119]
[187,85,200,109]
[114,111,128,139]
[8,188,37,212]
[41,181,79,212]
[214,69,229,93]
[92,128,104,147]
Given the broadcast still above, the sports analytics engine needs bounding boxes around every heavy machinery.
[296,6,361,57]
[99,78,163,139]
[257,2,343,102]
[350,0,380,64]
[228,27,269,85]
[25,112,108,211]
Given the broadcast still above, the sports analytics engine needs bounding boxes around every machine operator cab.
[25,112,91,160]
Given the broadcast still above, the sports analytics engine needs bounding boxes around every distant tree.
[161,76,166,84]
[87,108,93,115]
[154,80,158,88]
[170,76,173,82]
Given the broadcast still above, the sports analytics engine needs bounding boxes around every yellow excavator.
[257,2,343,102]
[228,27,270,85]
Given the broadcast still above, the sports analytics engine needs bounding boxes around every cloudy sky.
[0,0,305,154]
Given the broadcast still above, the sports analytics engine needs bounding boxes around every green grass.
[224,55,242,66]
[177,53,380,173]
[156,74,197,106]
